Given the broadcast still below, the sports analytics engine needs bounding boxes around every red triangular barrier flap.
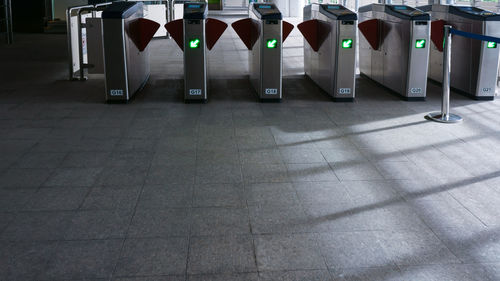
[129,18,161,52]
[231,18,260,50]
[282,21,294,43]
[431,20,446,52]
[297,19,331,52]
[165,19,184,51]
[206,18,228,50]
[358,19,380,50]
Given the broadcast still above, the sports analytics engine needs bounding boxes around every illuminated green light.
[267,39,277,49]
[189,39,200,49]
[487,42,497,48]
[342,39,353,49]
[415,39,426,49]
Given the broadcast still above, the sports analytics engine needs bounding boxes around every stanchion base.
[426,112,463,123]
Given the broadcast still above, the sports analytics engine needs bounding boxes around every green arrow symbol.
[267,39,277,49]
[415,39,426,49]
[190,39,200,49]
[342,39,353,49]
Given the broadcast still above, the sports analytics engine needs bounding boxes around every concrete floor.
[0,17,500,281]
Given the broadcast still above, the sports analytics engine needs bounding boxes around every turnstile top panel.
[102,2,143,19]
[431,5,500,21]
[252,3,283,20]
[359,4,430,21]
[319,4,357,21]
[184,2,208,20]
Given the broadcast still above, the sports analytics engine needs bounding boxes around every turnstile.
[358,4,431,101]
[101,2,160,102]
[165,2,228,103]
[298,4,357,102]
[232,3,294,102]
[419,5,500,100]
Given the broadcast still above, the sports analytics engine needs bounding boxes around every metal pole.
[426,25,463,123]
[5,0,13,44]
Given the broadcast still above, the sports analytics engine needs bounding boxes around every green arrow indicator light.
[487,42,497,49]
[415,39,426,49]
[189,39,200,49]
[342,39,353,49]
[267,39,277,49]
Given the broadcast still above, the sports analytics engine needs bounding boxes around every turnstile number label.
[487,42,497,49]
[482,88,493,93]
[265,88,278,95]
[189,89,202,96]
[189,39,201,49]
[415,39,426,49]
[342,39,353,49]
[410,88,422,94]
[338,88,351,95]
[110,89,124,96]
[267,39,278,49]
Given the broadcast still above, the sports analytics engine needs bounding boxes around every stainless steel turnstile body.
[183,2,208,103]
[303,4,357,101]
[102,2,151,102]
[249,3,283,102]
[359,4,431,101]
[420,5,500,100]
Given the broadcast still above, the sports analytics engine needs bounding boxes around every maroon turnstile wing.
[283,21,294,42]
[206,18,228,50]
[165,19,184,51]
[231,18,260,50]
[431,20,446,52]
[128,18,161,52]
[358,19,381,50]
[297,19,331,52]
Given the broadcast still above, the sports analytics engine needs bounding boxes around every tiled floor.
[0,16,500,281]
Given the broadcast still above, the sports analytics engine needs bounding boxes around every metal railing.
[66,3,111,80]
[1,0,13,44]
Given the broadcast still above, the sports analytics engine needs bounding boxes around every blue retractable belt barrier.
[450,28,500,44]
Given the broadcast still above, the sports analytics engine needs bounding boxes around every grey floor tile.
[105,151,154,167]
[42,239,122,280]
[196,164,243,184]
[287,163,338,182]
[81,185,142,210]
[259,270,332,281]
[114,276,186,281]
[116,238,188,276]
[279,147,326,164]
[43,168,102,187]
[147,164,196,185]
[0,188,37,212]
[329,266,403,281]
[318,232,395,269]
[245,182,300,207]
[1,212,73,241]
[23,187,89,211]
[138,184,193,209]
[61,151,111,168]
[64,210,133,239]
[341,180,400,205]
[193,183,245,208]
[0,241,58,280]
[190,207,250,236]
[152,150,197,166]
[0,168,53,188]
[375,230,460,266]
[196,149,240,165]
[128,208,191,237]
[13,152,67,169]
[97,165,149,187]
[374,161,430,180]
[188,272,259,281]
[294,181,351,205]
[331,161,384,181]
[188,235,256,274]
[255,234,326,271]
[398,264,493,281]
[249,204,310,234]
[320,148,367,163]
[239,148,283,164]
[242,163,289,183]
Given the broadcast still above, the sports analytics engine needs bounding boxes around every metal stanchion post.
[5,0,13,44]
[427,25,463,123]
